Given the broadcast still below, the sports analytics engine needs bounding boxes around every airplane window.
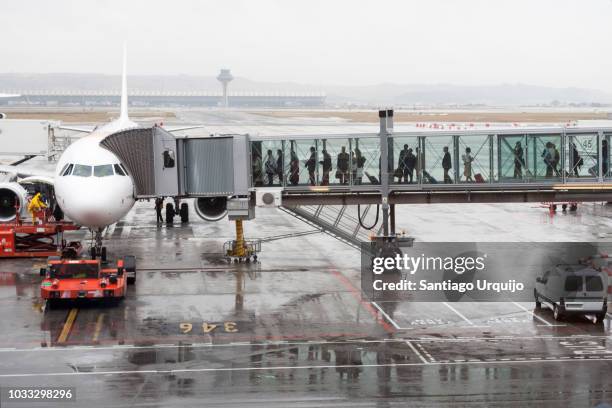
[61,164,74,176]
[72,164,92,177]
[94,165,114,177]
[120,164,129,176]
[114,164,126,176]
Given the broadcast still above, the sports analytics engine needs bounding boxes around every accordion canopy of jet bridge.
[99,127,250,199]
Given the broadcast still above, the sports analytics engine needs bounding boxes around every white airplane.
[0,47,202,257]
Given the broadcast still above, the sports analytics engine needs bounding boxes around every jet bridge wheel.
[180,203,189,223]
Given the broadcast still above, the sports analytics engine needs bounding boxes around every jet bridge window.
[72,164,92,177]
[94,164,114,177]
[61,163,74,176]
[163,149,175,169]
[113,164,126,176]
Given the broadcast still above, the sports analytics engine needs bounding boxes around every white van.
[534,264,608,323]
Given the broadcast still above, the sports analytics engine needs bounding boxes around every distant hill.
[0,73,610,106]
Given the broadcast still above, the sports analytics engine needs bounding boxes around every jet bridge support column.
[379,109,393,237]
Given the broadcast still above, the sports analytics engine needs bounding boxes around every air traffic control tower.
[217,69,234,108]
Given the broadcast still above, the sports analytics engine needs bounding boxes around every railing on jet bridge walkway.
[249,126,612,191]
[279,204,378,250]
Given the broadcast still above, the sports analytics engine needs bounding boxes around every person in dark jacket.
[305,146,317,186]
[337,146,349,184]
[276,149,283,185]
[398,144,410,183]
[155,197,164,224]
[442,146,452,183]
[514,141,524,178]
[570,142,581,177]
[320,149,332,186]
[265,149,276,186]
[405,148,416,183]
[289,150,300,185]
[603,139,609,176]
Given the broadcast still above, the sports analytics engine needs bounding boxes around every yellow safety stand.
[224,219,261,263]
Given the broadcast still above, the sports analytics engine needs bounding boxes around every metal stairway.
[279,204,380,250]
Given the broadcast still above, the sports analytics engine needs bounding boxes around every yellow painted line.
[57,308,78,344]
[92,313,105,343]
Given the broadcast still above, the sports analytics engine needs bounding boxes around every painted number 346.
[180,322,238,334]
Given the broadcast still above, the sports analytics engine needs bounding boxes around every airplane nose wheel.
[90,228,107,262]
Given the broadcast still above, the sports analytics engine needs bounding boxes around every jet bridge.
[99,113,612,246]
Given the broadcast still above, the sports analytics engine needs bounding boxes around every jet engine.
[0,113,6,119]
[194,196,227,222]
[0,182,28,222]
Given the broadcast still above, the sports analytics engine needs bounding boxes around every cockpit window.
[120,164,129,176]
[72,164,92,177]
[94,165,114,177]
[61,164,74,176]
[113,164,126,176]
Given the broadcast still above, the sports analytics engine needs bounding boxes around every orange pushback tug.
[40,256,136,304]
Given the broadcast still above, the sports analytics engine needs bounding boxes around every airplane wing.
[58,125,96,133]
[0,164,55,181]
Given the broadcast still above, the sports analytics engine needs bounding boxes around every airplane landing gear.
[90,228,107,262]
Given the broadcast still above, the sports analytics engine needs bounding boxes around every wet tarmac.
[2,199,612,407]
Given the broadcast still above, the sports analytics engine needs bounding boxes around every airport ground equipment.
[39,255,136,304]
[534,265,608,323]
[224,198,259,262]
[541,201,579,213]
[0,208,81,258]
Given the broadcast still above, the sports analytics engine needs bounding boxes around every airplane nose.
[60,184,128,227]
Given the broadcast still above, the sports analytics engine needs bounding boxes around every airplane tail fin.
[119,43,129,122]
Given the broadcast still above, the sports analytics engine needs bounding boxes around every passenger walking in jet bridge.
[155,197,164,224]
[603,139,609,176]
[252,150,263,186]
[570,142,582,177]
[337,146,349,184]
[552,143,560,176]
[462,147,474,182]
[442,146,452,183]
[405,148,416,183]
[320,149,332,186]
[398,144,409,183]
[276,149,283,184]
[305,146,317,186]
[542,142,556,177]
[354,148,365,185]
[289,150,300,186]
[514,141,524,178]
[265,149,276,186]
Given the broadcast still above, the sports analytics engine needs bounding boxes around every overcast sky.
[2,0,612,91]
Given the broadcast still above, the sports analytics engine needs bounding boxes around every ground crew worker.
[155,197,164,224]
[27,192,47,224]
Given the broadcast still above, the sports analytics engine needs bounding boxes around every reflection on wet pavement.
[2,201,612,406]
